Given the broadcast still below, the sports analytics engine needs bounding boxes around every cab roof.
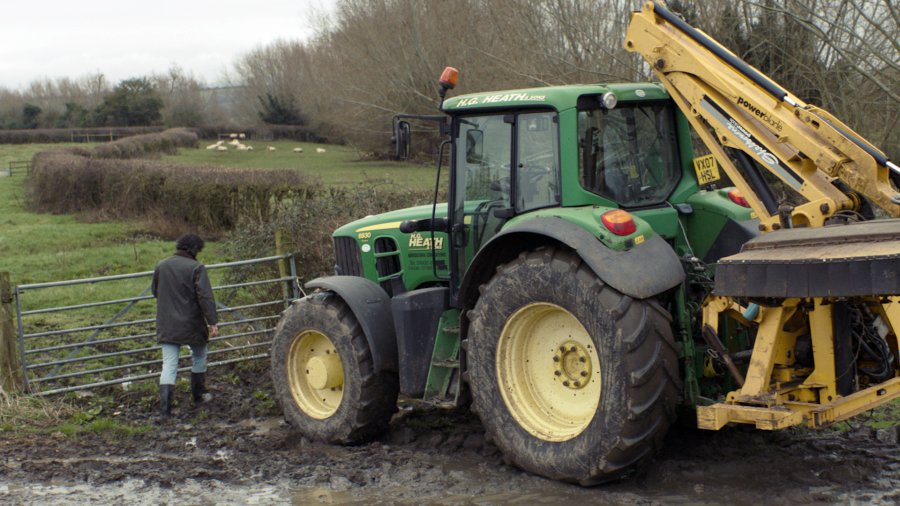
[441,82,669,113]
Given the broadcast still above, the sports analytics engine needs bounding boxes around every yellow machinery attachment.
[625,1,900,231]
[700,219,900,430]
[699,297,900,430]
[625,1,900,431]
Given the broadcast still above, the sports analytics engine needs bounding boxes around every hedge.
[0,126,166,144]
[90,128,198,159]
[227,184,434,283]
[27,129,312,237]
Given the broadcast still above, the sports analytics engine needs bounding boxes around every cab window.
[578,101,680,206]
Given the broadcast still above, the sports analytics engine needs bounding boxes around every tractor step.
[422,310,461,402]
[431,360,459,368]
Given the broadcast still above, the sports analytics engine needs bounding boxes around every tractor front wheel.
[467,248,680,484]
[271,292,398,444]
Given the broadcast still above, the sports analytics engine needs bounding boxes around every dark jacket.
[152,251,218,346]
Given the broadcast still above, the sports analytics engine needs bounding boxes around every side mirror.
[465,129,483,164]
[393,120,411,160]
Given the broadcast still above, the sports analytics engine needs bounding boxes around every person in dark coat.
[152,234,218,417]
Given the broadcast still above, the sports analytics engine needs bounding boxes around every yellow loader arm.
[626,0,900,230]
[625,1,900,430]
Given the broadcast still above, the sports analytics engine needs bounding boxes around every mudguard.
[306,276,398,373]
[459,217,685,308]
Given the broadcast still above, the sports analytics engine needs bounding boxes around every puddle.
[1,479,294,505]
[291,486,365,504]
[1,370,895,506]
[234,417,285,436]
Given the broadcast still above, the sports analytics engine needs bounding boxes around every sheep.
[237,144,253,151]
[316,147,326,154]
[229,139,242,146]
[238,133,246,139]
[229,133,238,139]
[205,140,224,150]
[267,146,277,151]
[293,147,304,153]
[216,145,228,151]
[246,146,254,151]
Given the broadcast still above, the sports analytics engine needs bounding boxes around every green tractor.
[267,1,900,484]
[271,68,760,483]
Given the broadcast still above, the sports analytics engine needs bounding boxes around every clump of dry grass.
[0,386,74,430]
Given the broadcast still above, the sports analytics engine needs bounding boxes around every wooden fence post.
[275,229,291,304]
[0,272,23,393]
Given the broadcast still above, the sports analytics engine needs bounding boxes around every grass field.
[0,144,178,287]
[2,141,438,287]
[164,140,440,190]
[1,140,438,330]
[1,140,437,394]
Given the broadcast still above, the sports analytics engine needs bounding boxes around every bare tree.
[151,66,213,127]
[228,40,314,127]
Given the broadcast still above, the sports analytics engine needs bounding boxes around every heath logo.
[456,93,546,107]
[408,233,444,250]
[736,96,783,132]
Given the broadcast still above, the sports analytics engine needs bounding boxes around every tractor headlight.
[602,92,618,109]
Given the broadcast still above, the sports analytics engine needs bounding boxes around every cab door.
[448,110,560,301]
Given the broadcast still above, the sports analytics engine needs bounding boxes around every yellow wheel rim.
[496,302,601,442]
[286,330,344,419]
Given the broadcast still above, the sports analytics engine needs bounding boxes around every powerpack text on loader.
[270,1,900,484]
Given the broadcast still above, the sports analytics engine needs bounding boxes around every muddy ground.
[2,366,898,505]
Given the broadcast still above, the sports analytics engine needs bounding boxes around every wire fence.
[14,254,299,396]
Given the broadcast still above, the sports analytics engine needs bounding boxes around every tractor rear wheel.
[271,292,398,444]
[467,248,680,484]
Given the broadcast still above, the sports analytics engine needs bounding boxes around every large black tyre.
[467,248,680,484]
[271,292,398,444]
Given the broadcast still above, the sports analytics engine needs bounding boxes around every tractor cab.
[386,72,755,310]
[396,76,697,300]
[450,109,561,273]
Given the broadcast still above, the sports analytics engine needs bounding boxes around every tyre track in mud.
[2,368,898,504]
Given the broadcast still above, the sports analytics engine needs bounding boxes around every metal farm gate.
[14,254,299,395]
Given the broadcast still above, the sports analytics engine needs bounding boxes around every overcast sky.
[0,0,336,90]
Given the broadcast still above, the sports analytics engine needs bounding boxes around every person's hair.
[175,234,205,257]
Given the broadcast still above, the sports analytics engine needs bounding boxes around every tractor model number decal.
[456,93,547,107]
[693,154,720,185]
[408,233,444,250]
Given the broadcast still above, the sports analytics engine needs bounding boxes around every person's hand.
[209,324,218,337]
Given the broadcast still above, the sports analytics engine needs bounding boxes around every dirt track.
[2,367,898,505]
